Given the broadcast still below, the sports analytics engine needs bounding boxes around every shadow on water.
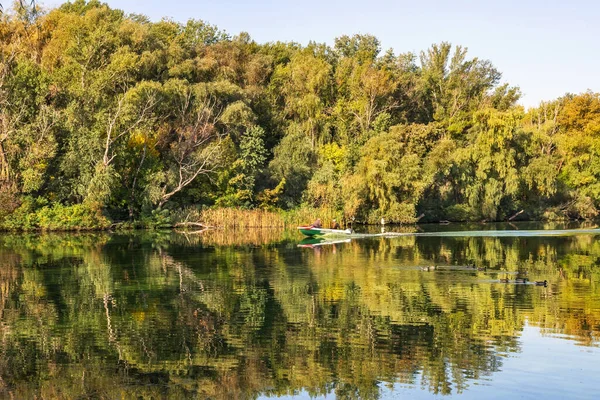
[0,224,600,398]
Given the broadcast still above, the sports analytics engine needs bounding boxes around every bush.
[1,200,111,231]
[140,209,172,229]
[444,204,475,222]
[1,197,43,230]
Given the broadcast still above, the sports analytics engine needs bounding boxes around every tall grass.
[172,206,345,229]
[281,207,344,228]
[200,208,285,228]
[173,207,284,228]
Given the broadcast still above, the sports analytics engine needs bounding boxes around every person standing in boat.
[310,218,322,228]
[331,219,340,229]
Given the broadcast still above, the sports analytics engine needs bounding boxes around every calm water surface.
[1,223,599,399]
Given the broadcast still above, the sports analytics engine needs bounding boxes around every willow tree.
[344,124,437,223]
[555,92,600,218]
[463,109,525,220]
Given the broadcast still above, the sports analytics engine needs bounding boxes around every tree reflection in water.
[0,228,599,398]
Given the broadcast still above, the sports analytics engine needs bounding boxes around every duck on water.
[499,278,547,286]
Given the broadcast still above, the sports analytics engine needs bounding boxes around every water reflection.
[0,228,599,398]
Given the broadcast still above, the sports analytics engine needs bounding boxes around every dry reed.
[199,208,285,228]
[173,206,345,229]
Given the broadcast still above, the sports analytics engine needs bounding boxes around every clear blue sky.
[44,0,600,108]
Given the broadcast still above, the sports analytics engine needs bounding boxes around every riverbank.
[1,202,594,233]
[0,203,341,232]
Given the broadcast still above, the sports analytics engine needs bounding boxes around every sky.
[42,0,600,108]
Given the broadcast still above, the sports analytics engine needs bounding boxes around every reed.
[282,206,344,228]
[202,208,286,228]
[173,206,345,229]
[173,207,285,228]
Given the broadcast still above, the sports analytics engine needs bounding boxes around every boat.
[297,226,353,237]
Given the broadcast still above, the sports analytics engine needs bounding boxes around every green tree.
[269,125,316,207]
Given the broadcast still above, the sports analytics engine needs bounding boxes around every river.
[0,223,599,398]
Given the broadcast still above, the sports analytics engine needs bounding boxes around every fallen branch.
[508,209,524,221]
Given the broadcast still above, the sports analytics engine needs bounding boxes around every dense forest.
[1,0,600,229]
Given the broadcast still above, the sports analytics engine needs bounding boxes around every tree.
[419,42,504,130]
[214,125,268,206]
[334,34,381,62]
[334,60,398,142]
[0,1,35,13]
[345,124,437,223]
[269,124,316,207]
[236,125,268,199]
[554,92,600,218]
[463,109,525,220]
[270,49,333,148]
[150,84,225,208]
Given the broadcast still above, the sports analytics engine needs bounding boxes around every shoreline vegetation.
[2,2,600,232]
[0,205,342,232]
[1,205,598,233]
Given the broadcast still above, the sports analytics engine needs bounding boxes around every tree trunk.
[0,142,9,181]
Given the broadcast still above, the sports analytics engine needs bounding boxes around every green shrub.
[444,204,475,222]
[140,209,172,229]
[1,200,111,231]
